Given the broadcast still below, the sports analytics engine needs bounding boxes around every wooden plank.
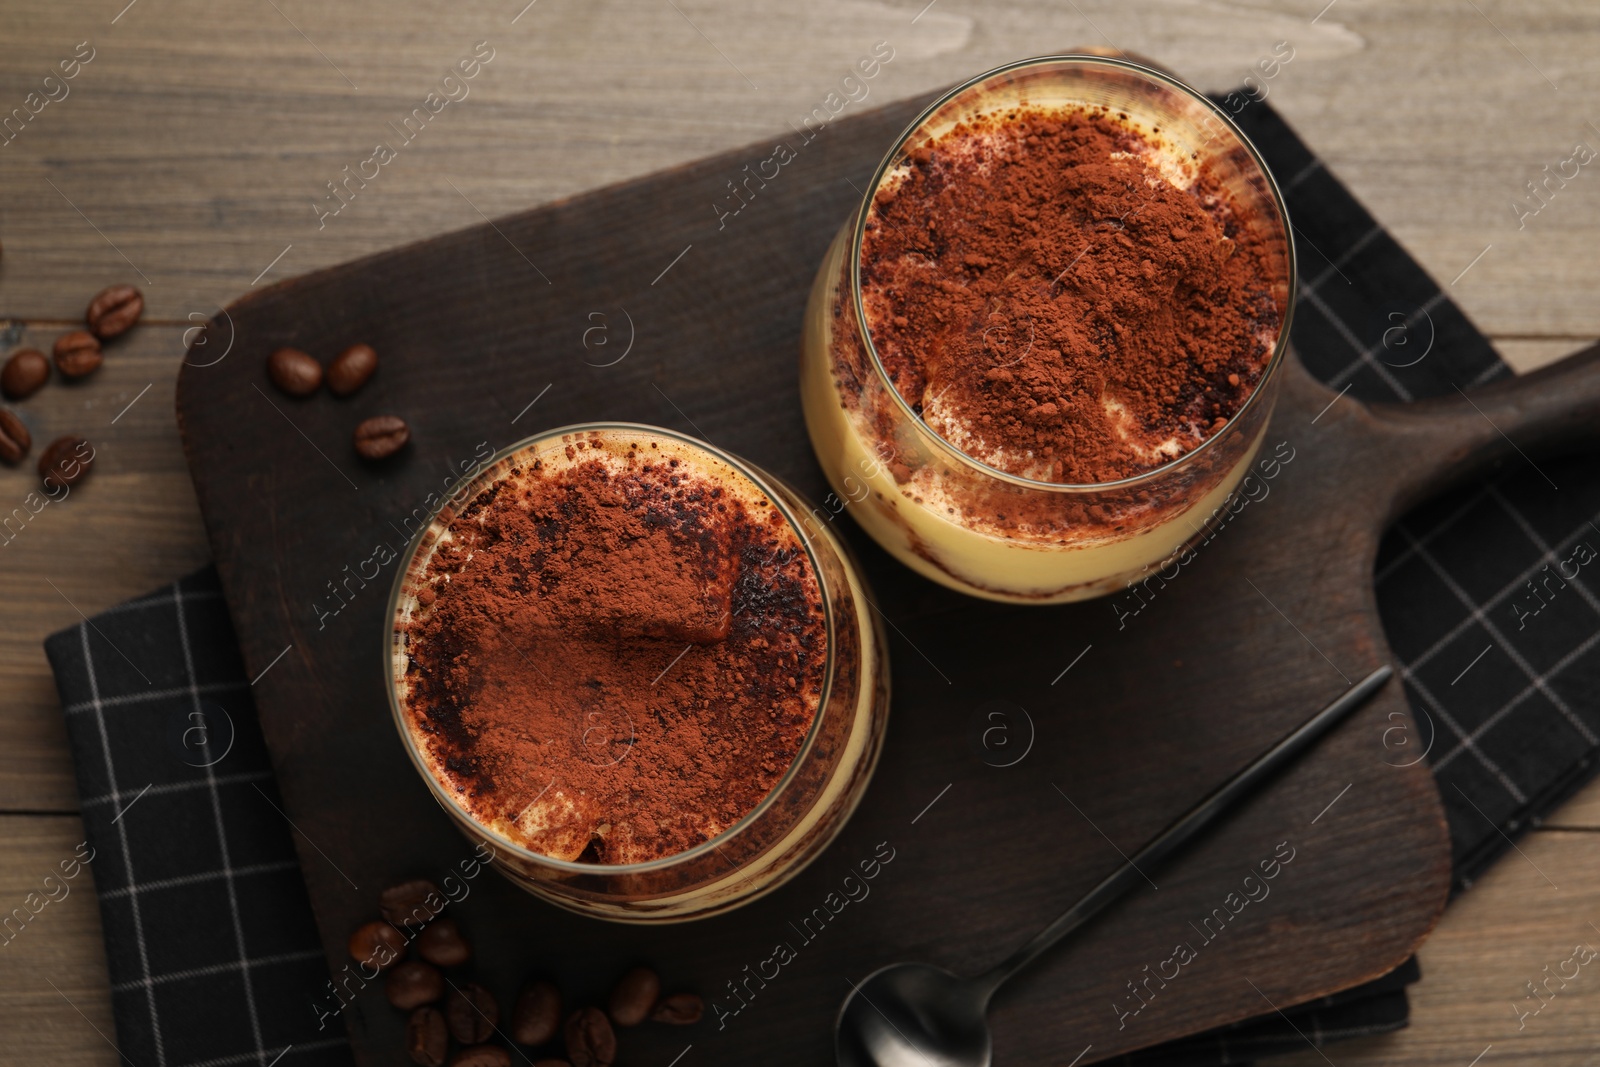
[1273,818,1600,1067]
[1541,773,1600,829]
[0,324,212,812]
[0,814,118,1067]
[1493,338,1598,375]
[0,1,1594,339]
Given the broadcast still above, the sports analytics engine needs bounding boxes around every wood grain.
[0,0,1597,1063]
[0,1,1596,338]
[1540,784,1600,829]
[0,324,211,813]
[1275,823,1600,1067]
[1495,339,1598,375]
[0,815,118,1063]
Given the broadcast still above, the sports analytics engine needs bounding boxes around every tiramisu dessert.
[388,425,888,921]
[801,56,1294,602]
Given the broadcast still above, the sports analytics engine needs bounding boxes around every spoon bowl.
[837,963,993,1067]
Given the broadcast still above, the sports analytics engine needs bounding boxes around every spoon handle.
[978,664,1393,997]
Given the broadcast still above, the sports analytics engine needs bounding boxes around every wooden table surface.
[0,1,1595,1063]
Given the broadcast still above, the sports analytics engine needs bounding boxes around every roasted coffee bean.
[53,331,103,379]
[446,981,498,1044]
[607,966,659,1027]
[0,409,30,465]
[406,1007,449,1067]
[650,993,704,1025]
[510,981,561,1045]
[532,1061,572,1067]
[355,415,410,460]
[38,435,93,491]
[380,879,445,928]
[2,349,49,399]
[386,961,445,1011]
[564,1008,616,1067]
[86,284,144,339]
[348,920,406,970]
[417,917,471,967]
[266,347,322,397]
[449,1047,510,1067]
[326,342,378,396]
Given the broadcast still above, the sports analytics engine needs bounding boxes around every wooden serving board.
[175,80,1600,1065]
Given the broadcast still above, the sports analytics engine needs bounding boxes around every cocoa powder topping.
[860,104,1287,484]
[399,434,827,864]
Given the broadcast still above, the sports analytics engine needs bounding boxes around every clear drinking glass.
[386,424,890,922]
[799,55,1296,603]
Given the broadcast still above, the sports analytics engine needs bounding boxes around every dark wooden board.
[176,82,1600,1065]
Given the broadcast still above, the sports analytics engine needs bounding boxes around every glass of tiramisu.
[801,55,1296,602]
[387,424,889,922]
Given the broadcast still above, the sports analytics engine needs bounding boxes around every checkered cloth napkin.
[45,575,354,1067]
[44,99,1600,1066]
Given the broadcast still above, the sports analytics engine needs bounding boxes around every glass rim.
[847,53,1300,493]
[383,421,842,876]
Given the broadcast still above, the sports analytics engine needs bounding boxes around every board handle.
[1329,341,1600,521]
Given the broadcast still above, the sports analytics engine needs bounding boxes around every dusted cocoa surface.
[400,435,827,865]
[861,105,1286,484]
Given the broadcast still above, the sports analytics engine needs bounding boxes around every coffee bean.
[406,1007,449,1067]
[0,409,30,465]
[266,347,322,397]
[327,343,378,396]
[650,993,704,1025]
[417,917,471,968]
[86,284,144,339]
[355,415,410,460]
[53,331,103,379]
[564,1008,616,1067]
[607,967,659,1027]
[449,1047,511,1067]
[380,879,445,928]
[533,1061,572,1067]
[347,920,406,970]
[2,349,49,399]
[38,435,93,491]
[510,981,561,1045]
[446,981,498,1044]
[386,961,445,1011]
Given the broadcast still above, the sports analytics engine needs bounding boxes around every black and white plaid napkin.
[45,574,354,1067]
[45,99,1600,1067]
